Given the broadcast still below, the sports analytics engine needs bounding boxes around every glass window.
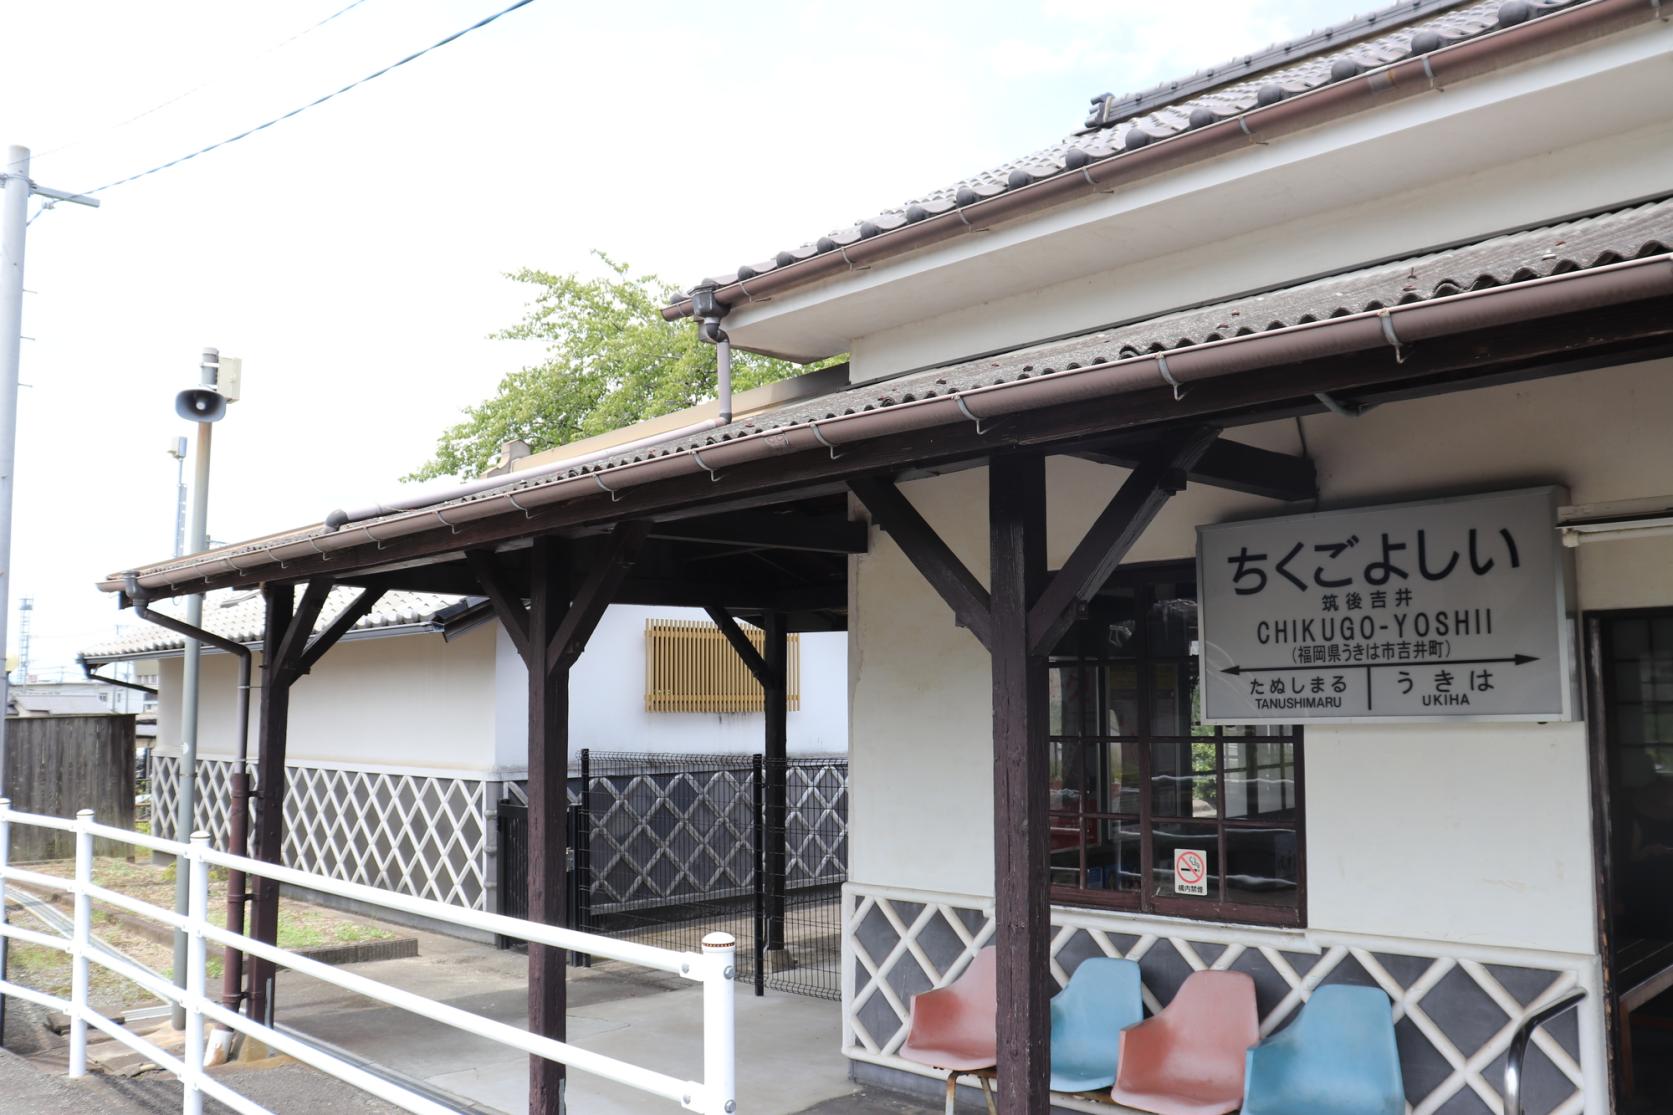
[1045,563,1306,927]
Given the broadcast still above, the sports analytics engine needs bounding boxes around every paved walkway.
[1,923,888,1114]
[273,928,861,1113]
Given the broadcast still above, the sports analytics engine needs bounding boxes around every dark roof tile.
[679,0,1595,293]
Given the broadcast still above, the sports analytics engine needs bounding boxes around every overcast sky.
[1,0,1364,677]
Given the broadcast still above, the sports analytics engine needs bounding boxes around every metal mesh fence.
[497,750,847,1000]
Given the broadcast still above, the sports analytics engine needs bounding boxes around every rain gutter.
[104,251,1673,599]
[661,0,1667,322]
[75,655,160,696]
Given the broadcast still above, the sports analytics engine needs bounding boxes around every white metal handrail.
[0,799,737,1115]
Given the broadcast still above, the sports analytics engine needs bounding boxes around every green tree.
[409,255,830,481]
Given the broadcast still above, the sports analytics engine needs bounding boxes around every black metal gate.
[497,750,847,1000]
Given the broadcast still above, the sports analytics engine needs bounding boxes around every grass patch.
[6,854,398,1011]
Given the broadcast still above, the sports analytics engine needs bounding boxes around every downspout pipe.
[322,292,738,530]
[123,577,255,1027]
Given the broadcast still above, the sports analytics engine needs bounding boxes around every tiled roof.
[572,195,1673,471]
[82,588,464,662]
[682,0,1578,294]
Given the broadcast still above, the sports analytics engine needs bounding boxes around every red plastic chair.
[1111,970,1259,1115]
[899,947,999,1115]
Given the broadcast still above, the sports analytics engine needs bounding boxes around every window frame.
[1047,559,1308,929]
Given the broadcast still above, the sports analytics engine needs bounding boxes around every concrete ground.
[2,922,897,1114]
[274,927,862,1113]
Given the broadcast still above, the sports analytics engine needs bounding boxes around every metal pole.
[173,438,188,558]
[69,809,93,1077]
[0,146,31,807]
[0,146,30,1049]
[172,347,217,1028]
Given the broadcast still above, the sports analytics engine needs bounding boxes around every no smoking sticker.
[1174,849,1208,897]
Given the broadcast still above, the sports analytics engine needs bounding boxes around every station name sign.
[1198,487,1575,724]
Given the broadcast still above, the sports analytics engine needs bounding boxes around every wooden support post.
[468,527,646,1115]
[525,537,569,1114]
[988,455,1050,1114]
[244,578,374,1029]
[245,585,294,1029]
[762,611,788,957]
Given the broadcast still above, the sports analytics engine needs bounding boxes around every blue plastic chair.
[1241,985,1404,1115]
[1050,957,1144,1093]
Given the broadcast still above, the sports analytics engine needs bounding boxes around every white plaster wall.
[494,604,849,768]
[155,624,500,774]
[158,604,850,776]
[849,357,1673,955]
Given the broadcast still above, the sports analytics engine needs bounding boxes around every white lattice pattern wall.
[151,756,497,910]
[844,884,1606,1115]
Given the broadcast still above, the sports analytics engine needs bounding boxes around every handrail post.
[0,797,10,1047]
[700,932,736,1115]
[184,831,210,1115]
[69,808,93,1077]
[1504,987,1586,1115]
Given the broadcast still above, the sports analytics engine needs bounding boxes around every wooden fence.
[1,713,135,860]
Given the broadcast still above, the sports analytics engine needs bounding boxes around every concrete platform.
[2,923,878,1113]
[272,926,860,1113]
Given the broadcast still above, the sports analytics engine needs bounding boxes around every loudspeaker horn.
[175,387,226,423]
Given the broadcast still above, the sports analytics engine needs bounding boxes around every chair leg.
[944,1073,957,1115]
[977,1074,997,1115]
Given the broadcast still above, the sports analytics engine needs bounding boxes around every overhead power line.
[7,2,374,174]
[82,0,539,198]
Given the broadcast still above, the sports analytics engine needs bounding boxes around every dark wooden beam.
[615,578,845,613]
[848,477,991,649]
[649,510,867,554]
[1076,434,1316,502]
[546,521,650,668]
[246,585,294,1028]
[272,578,333,678]
[987,455,1051,1114]
[1027,428,1218,656]
[702,605,775,686]
[465,550,531,665]
[525,537,568,1113]
[295,587,387,676]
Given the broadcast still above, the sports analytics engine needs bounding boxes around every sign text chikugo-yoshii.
[1197,487,1575,723]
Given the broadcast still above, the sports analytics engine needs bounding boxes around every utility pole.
[169,436,188,557]
[0,144,98,1047]
[172,347,227,1029]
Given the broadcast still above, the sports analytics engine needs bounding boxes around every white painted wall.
[155,623,501,774]
[493,604,849,768]
[155,604,849,777]
[848,357,1673,956]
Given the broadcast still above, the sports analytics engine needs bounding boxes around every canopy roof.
[100,194,1673,608]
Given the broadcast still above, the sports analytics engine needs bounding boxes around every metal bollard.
[701,932,737,1115]
[69,809,93,1077]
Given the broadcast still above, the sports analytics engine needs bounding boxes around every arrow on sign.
[1221,654,1539,676]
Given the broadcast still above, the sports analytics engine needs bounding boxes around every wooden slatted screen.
[644,618,801,713]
